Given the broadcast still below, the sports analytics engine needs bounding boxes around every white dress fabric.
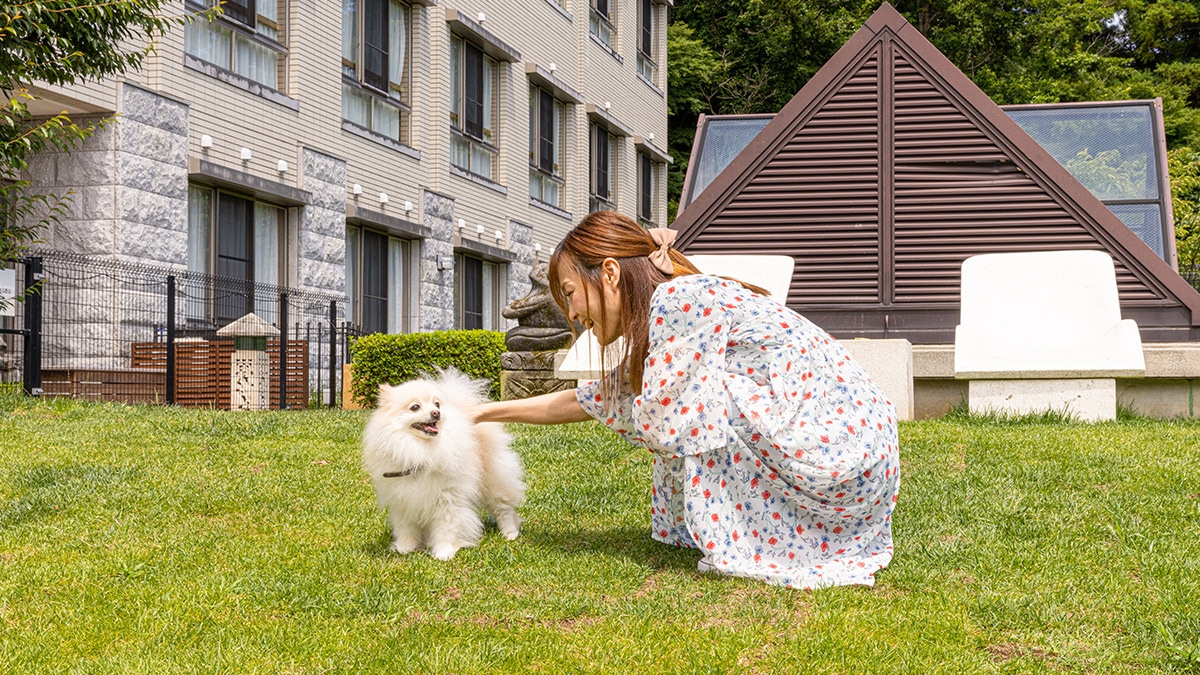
[576,275,899,589]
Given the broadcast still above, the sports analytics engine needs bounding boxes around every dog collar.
[382,467,420,478]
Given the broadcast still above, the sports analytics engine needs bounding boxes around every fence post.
[328,300,337,408]
[278,292,288,409]
[21,257,43,397]
[166,275,176,405]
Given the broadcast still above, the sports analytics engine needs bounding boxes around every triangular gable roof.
[672,2,1200,342]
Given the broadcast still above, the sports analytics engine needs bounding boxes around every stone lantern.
[216,313,280,411]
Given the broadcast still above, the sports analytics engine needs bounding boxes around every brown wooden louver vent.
[673,2,1200,342]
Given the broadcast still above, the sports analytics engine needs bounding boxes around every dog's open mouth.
[412,421,439,436]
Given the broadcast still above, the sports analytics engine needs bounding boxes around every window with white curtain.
[590,123,616,213]
[345,226,415,334]
[455,254,504,330]
[186,186,286,327]
[529,85,566,208]
[589,0,615,48]
[637,151,658,226]
[342,0,411,144]
[450,35,498,180]
[184,0,287,90]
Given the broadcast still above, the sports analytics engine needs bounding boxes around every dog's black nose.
[430,409,440,420]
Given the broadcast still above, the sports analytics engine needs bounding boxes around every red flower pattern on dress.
[576,275,899,589]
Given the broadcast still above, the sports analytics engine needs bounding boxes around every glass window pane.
[544,178,559,207]
[253,203,281,316]
[187,186,212,274]
[1107,203,1165,260]
[343,83,372,127]
[256,0,279,40]
[529,170,542,202]
[1006,105,1158,200]
[373,99,400,140]
[388,0,407,99]
[450,134,470,170]
[449,37,461,127]
[185,19,232,70]
[234,35,279,89]
[481,261,495,330]
[388,237,406,333]
[482,56,493,141]
[342,0,357,76]
[346,226,359,327]
[472,143,493,178]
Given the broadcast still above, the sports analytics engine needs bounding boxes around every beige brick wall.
[35,0,668,262]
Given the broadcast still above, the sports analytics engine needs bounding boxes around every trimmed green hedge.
[348,330,506,407]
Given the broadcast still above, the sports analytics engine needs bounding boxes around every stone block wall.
[113,84,190,266]
[420,189,456,331]
[506,220,535,331]
[299,147,348,297]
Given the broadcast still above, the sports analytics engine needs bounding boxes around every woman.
[476,211,899,589]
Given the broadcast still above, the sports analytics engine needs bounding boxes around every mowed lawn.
[1,388,1198,674]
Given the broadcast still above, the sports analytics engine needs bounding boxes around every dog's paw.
[428,543,460,560]
[389,537,420,555]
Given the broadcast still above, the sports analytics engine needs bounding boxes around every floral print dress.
[576,275,899,589]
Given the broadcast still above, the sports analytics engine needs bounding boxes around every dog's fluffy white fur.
[362,369,525,560]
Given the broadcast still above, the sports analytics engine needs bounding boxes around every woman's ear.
[601,257,621,289]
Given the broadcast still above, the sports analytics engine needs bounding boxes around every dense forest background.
[665,0,1200,272]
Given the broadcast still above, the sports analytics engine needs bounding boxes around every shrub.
[348,330,506,407]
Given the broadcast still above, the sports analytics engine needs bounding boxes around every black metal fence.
[0,250,358,408]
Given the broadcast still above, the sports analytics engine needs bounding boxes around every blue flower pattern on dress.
[576,275,900,589]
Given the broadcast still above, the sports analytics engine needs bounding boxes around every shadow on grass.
[360,520,699,573]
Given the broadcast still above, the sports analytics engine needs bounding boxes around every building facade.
[21,0,671,333]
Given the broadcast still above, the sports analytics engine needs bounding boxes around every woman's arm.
[473,388,591,425]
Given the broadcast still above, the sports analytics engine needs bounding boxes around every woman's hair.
[548,210,766,401]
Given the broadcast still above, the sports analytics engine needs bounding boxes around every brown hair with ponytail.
[548,210,768,401]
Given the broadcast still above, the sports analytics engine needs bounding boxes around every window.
[345,226,414,334]
[638,152,657,225]
[450,36,498,180]
[184,0,286,90]
[455,255,503,330]
[186,186,285,326]
[529,86,565,208]
[637,0,656,82]
[342,0,411,144]
[589,123,616,212]
[589,0,614,47]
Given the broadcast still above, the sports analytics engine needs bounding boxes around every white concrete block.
[841,338,914,420]
[968,378,1116,422]
[687,254,794,300]
[954,250,1145,379]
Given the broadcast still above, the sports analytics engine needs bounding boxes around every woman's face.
[556,259,623,345]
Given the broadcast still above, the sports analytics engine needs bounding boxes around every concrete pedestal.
[501,351,574,400]
[968,378,1116,422]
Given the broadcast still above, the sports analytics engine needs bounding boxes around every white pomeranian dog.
[362,369,526,560]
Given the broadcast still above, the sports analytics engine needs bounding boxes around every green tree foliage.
[666,0,1200,245]
[1169,147,1200,274]
[0,0,190,274]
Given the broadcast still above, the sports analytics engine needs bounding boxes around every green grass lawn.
[1,388,1198,674]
